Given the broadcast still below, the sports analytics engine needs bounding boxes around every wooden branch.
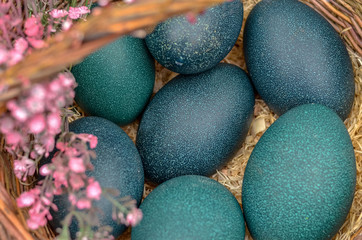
[0,0,224,105]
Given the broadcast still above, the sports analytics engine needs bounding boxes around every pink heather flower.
[56,142,67,152]
[68,194,77,206]
[76,198,92,209]
[25,97,45,114]
[41,196,52,206]
[186,13,197,24]
[48,79,62,93]
[27,218,40,230]
[69,157,86,173]
[24,16,44,37]
[53,169,68,189]
[65,147,79,157]
[8,49,24,66]
[78,134,98,149]
[126,208,143,226]
[17,191,37,207]
[28,114,46,134]
[89,135,98,149]
[27,209,48,229]
[34,144,45,155]
[14,157,36,180]
[0,47,8,65]
[39,164,52,176]
[54,96,66,108]
[62,19,72,31]
[49,9,68,18]
[68,6,90,19]
[58,73,75,88]
[8,103,28,122]
[6,131,23,146]
[14,38,28,54]
[47,112,61,134]
[53,187,62,195]
[86,179,102,200]
[69,173,85,190]
[41,134,55,156]
[13,160,27,179]
[30,84,46,99]
[0,117,14,133]
[26,159,36,176]
[98,0,110,6]
[27,37,45,49]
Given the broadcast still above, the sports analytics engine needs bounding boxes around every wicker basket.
[0,0,361,239]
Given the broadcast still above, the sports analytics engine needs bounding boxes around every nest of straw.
[0,0,361,239]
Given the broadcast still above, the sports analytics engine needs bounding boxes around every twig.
[0,0,224,108]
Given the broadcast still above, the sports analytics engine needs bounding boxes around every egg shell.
[145,0,243,74]
[132,175,245,240]
[50,117,144,238]
[72,36,155,126]
[242,104,356,240]
[136,63,255,184]
[243,0,354,120]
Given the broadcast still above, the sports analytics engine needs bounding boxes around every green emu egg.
[132,175,245,240]
[243,0,354,120]
[242,104,356,240]
[72,36,155,126]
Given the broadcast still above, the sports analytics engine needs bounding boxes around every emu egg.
[136,63,254,184]
[50,117,144,238]
[72,36,155,126]
[243,0,354,119]
[242,104,356,240]
[132,175,245,240]
[145,0,243,74]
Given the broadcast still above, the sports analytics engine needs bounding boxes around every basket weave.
[0,0,361,239]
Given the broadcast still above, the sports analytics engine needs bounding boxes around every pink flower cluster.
[110,196,143,227]
[50,6,90,19]
[0,73,76,181]
[123,208,143,227]
[49,6,90,31]
[0,14,45,67]
[17,187,58,230]
[0,2,90,68]
[2,1,144,236]
[17,132,100,230]
[24,16,46,49]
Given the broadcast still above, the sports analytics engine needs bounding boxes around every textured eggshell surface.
[242,104,356,240]
[145,0,243,74]
[72,36,155,126]
[136,63,254,184]
[132,175,245,240]
[50,117,144,238]
[243,0,354,120]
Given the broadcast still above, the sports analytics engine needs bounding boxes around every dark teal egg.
[72,36,155,126]
[50,117,144,238]
[243,0,354,120]
[242,104,356,240]
[136,63,254,184]
[145,0,243,74]
[132,175,245,239]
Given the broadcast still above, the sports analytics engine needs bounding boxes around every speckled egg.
[72,36,155,126]
[136,63,254,184]
[50,117,144,238]
[132,175,245,240]
[145,0,243,74]
[242,104,356,240]
[243,0,354,120]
